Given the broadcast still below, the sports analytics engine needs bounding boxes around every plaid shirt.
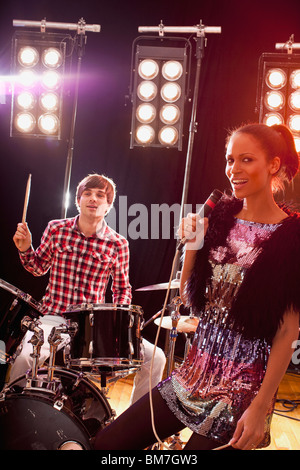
[19,216,132,315]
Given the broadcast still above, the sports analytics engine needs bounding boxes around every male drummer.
[11,173,166,404]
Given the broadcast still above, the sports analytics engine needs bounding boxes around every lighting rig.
[256,35,300,152]
[11,18,101,217]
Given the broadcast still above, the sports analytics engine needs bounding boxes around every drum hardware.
[47,322,78,383]
[47,324,68,383]
[128,312,135,358]
[21,316,44,381]
[53,393,68,411]
[0,279,42,364]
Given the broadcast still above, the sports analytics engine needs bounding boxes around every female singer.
[94,123,300,450]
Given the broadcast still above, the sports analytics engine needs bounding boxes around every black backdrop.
[0,0,300,352]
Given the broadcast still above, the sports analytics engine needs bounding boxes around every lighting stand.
[61,25,86,218]
[138,21,221,286]
[12,18,101,218]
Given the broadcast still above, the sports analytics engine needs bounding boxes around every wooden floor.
[101,371,300,451]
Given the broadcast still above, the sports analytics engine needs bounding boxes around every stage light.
[294,137,300,152]
[18,69,37,88]
[263,112,284,126]
[158,126,178,146]
[40,92,59,112]
[135,124,155,144]
[289,90,300,111]
[16,91,36,110]
[137,81,157,101]
[288,114,300,133]
[290,69,300,89]
[257,52,300,150]
[136,103,156,123]
[42,47,63,69]
[15,112,36,133]
[265,68,286,89]
[138,59,159,80]
[264,90,285,110]
[130,39,189,150]
[38,113,59,134]
[162,61,183,81]
[161,82,181,103]
[10,31,67,139]
[160,104,180,124]
[18,46,39,67]
[41,70,61,90]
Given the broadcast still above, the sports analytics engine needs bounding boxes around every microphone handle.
[177,189,223,251]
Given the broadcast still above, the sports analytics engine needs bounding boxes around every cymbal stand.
[166,297,182,376]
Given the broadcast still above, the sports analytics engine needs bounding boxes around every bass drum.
[0,368,113,450]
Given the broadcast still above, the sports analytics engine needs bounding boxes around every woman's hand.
[229,402,267,450]
[178,213,208,251]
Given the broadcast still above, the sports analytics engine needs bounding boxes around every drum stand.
[21,316,44,383]
[47,322,78,383]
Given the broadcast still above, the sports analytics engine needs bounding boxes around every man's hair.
[75,174,116,213]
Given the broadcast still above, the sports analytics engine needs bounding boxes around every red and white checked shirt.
[19,216,132,316]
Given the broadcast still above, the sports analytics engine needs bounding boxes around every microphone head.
[202,189,223,217]
[210,189,223,201]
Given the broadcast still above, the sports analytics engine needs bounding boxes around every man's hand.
[13,223,32,252]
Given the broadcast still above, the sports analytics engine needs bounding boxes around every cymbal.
[154,315,198,332]
[136,279,180,291]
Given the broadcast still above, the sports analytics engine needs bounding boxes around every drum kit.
[0,275,197,450]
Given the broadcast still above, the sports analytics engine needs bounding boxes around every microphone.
[177,189,223,251]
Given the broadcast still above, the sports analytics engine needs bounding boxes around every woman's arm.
[230,308,300,450]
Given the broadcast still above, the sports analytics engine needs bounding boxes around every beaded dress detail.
[158,218,280,448]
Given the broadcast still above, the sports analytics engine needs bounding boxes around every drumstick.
[22,174,32,224]
[213,443,231,450]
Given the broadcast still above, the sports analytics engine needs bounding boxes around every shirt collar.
[72,215,116,241]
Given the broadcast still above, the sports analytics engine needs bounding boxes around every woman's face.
[225,132,280,199]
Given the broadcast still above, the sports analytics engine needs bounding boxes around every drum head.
[0,393,91,450]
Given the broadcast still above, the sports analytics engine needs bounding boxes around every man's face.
[78,187,110,219]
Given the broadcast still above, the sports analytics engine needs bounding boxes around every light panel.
[130,42,188,150]
[10,31,66,139]
[257,52,300,151]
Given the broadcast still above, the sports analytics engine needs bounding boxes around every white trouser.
[9,315,69,384]
[130,338,166,405]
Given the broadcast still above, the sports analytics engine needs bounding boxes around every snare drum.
[0,368,113,450]
[0,279,42,362]
[64,303,143,371]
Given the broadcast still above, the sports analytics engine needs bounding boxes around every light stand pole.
[61,23,86,218]
[12,18,101,218]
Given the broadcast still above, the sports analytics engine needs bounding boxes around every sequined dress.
[158,218,280,448]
